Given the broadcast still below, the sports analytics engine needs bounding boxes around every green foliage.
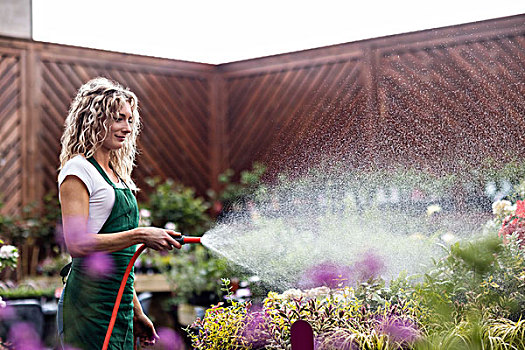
[187,279,255,350]
[214,163,266,205]
[161,245,234,305]
[412,231,525,348]
[0,285,55,299]
[145,177,211,235]
[0,193,61,246]
[39,252,71,276]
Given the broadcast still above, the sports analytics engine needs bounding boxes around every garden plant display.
[187,187,525,349]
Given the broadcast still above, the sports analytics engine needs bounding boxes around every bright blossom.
[85,252,114,277]
[377,317,420,344]
[0,245,18,259]
[499,200,525,246]
[492,199,515,218]
[164,222,177,230]
[156,327,185,349]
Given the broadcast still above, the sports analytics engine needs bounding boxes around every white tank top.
[58,155,125,234]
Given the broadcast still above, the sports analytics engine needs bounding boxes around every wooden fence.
[0,14,524,216]
[219,14,525,177]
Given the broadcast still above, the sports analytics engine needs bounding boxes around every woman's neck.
[93,149,112,174]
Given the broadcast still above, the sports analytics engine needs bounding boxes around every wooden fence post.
[209,71,228,196]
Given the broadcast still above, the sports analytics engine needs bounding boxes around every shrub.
[145,177,211,236]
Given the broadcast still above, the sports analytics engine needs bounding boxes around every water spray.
[102,235,202,350]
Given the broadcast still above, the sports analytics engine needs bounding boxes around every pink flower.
[376,317,420,344]
[0,304,16,320]
[155,327,185,349]
[352,251,385,282]
[299,261,352,289]
[85,252,114,277]
[8,322,44,350]
[516,200,525,218]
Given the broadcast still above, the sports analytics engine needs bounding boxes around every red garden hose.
[102,235,201,350]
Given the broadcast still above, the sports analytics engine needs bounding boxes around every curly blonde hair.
[59,77,141,189]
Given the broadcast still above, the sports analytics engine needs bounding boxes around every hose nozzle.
[174,235,201,245]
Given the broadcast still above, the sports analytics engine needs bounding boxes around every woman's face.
[102,101,133,150]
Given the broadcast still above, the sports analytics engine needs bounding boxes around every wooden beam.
[209,72,228,193]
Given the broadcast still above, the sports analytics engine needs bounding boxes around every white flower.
[305,286,330,299]
[0,296,5,308]
[139,209,152,226]
[248,275,261,283]
[164,222,177,230]
[0,245,18,259]
[281,288,303,300]
[426,204,442,216]
[234,288,252,298]
[440,232,456,244]
[492,200,514,217]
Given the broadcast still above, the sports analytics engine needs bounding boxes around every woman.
[57,77,181,349]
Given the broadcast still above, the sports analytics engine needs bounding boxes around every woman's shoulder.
[61,155,93,173]
[58,155,97,190]
[69,154,89,164]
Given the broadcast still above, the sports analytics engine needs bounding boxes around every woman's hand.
[133,313,159,348]
[138,227,182,251]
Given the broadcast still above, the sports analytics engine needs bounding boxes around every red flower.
[499,202,525,247]
[516,200,525,218]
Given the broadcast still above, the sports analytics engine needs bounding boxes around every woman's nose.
[123,121,132,133]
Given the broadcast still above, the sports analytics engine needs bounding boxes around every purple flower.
[85,252,114,277]
[8,321,44,350]
[351,251,385,282]
[54,222,64,245]
[242,309,270,348]
[299,261,352,289]
[154,327,185,349]
[377,317,420,344]
[0,304,16,320]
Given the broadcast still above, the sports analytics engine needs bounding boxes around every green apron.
[62,157,139,349]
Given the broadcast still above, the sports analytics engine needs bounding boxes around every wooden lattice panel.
[0,51,22,216]
[375,34,525,172]
[224,58,370,176]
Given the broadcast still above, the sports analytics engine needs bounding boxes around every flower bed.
[186,197,525,349]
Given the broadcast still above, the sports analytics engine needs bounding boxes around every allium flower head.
[156,327,185,349]
[85,252,114,277]
[299,261,351,289]
[8,321,44,350]
[0,303,15,320]
[352,251,384,282]
[377,317,420,344]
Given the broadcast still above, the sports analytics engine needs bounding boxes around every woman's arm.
[60,175,181,257]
